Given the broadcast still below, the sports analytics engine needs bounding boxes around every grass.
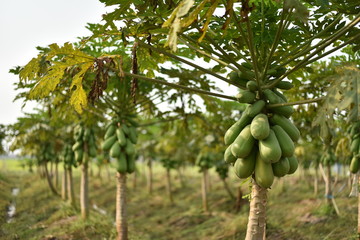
[0,159,358,240]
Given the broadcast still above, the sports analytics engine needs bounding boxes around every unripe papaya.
[263,89,282,104]
[245,100,266,118]
[250,113,270,140]
[351,137,360,152]
[125,141,135,156]
[72,141,83,151]
[128,127,138,144]
[127,154,136,173]
[117,152,128,174]
[234,150,256,178]
[83,129,91,142]
[350,156,359,173]
[105,125,116,139]
[89,146,97,158]
[276,80,293,90]
[271,105,294,118]
[116,128,127,147]
[224,145,237,164]
[272,89,287,102]
[101,135,117,151]
[270,114,300,142]
[75,149,84,163]
[259,129,282,163]
[272,125,295,157]
[236,90,256,104]
[287,155,298,174]
[272,157,290,177]
[255,153,274,188]
[224,113,252,145]
[246,81,258,92]
[122,124,130,136]
[110,142,121,158]
[231,125,255,158]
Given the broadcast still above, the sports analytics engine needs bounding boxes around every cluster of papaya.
[224,67,299,188]
[195,152,213,171]
[215,161,229,180]
[62,143,76,168]
[101,120,137,174]
[320,148,336,166]
[349,122,360,173]
[72,125,97,164]
[41,143,54,162]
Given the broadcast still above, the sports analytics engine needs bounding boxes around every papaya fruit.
[266,69,277,76]
[270,114,300,142]
[224,145,237,164]
[245,100,266,118]
[351,138,360,152]
[72,141,83,151]
[110,142,121,158]
[255,153,274,188]
[101,135,117,151]
[117,152,128,174]
[122,124,130,136]
[263,89,282,104]
[241,62,253,70]
[234,150,256,178]
[272,89,287,102]
[250,113,270,140]
[271,105,294,118]
[276,80,293,90]
[246,81,258,92]
[272,125,295,157]
[350,156,359,173]
[128,127,138,144]
[224,113,252,145]
[125,141,135,156]
[272,157,290,177]
[89,146,97,158]
[116,128,127,147]
[287,155,298,174]
[259,129,282,163]
[231,125,255,158]
[105,125,116,139]
[236,90,256,104]
[127,154,136,173]
[74,149,84,163]
[83,129,91,142]
[229,71,240,82]
[272,67,287,78]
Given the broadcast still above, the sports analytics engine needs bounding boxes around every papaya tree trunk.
[55,162,59,188]
[350,172,359,197]
[314,167,319,196]
[116,172,128,240]
[80,160,89,219]
[358,174,360,236]
[44,162,59,196]
[245,180,267,240]
[133,170,137,190]
[202,169,209,212]
[50,161,54,178]
[67,167,75,207]
[61,167,68,200]
[221,177,235,200]
[235,186,244,212]
[147,158,153,195]
[177,168,186,188]
[325,164,332,206]
[166,168,173,203]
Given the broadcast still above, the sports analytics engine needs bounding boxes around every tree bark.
[116,172,128,240]
[235,186,244,212]
[61,167,68,200]
[177,168,186,188]
[67,167,76,207]
[44,163,59,196]
[202,169,209,212]
[350,172,359,197]
[314,167,319,196]
[133,170,137,190]
[245,180,267,240]
[55,162,59,188]
[357,174,360,237]
[221,177,235,200]
[166,168,173,203]
[147,158,153,195]
[325,164,332,206]
[80,161,89,219]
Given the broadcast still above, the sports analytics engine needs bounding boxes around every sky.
[0,0,113,125]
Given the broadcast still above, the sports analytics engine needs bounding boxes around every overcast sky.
[0,0,113,125]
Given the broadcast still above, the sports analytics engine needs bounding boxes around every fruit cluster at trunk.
[196,152,214,172]
[102,120,137,174]
[72,125,97,164]
[349,122,360,173]
[224,75,299,188]
[62,143,76,168]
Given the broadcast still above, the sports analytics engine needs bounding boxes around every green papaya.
[263,89,282,104]
[287,155,298,174]
[246,81,258,92]
[259,129,282,163]
[117,152,128,174]
[105,125,116,139]
[266,69,277,76]
[276,81,293,90]
[125,117,139,127]
[231,125,255,158]
[127,154,136,173]
[245,100,266,118]
[89,146,97,158]
[234,150,256,178]
[122,124,130,136]
[110,142,121,158]
[229,71,240,82]
[116,128,127,147]
[74,149,84,163]
[101,135,117,151]
[224,145,237,164]
[272,125,295,157]
[125,141,135,156]
[128,127,138,144]
[272,67,287,78]
[236,90,256,104]
[83,129,91,141]
[271,105,294,119]
[351,138,360,152]
[255,153,274,188]
[350,156,359,173]
[224,113,252,145]
[241,62,253,70]
[72,141,83,151]
[270,114,300,142]
[250,113,270,140]
[272,157,290,177]
[272,89,287,102]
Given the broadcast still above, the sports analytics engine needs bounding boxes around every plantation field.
[0,159,358,240]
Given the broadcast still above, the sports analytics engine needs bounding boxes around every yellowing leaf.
[70,62,93,88]
[70,85,88,114]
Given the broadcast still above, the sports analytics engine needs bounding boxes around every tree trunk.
[166,168,173,203]
[55,162,59,188]
[106,164,111,181]
[221,177,235,200]
[147,158,153,195]
[133,170,137,190]
[50,161,54,178]
[357,174,360,236]
[97,165,102,179]
[245,180,267,240]
[202,169,209,212]
[80,161,89,219]
[325,164,332,206]
[350,172,359,197]
[67,167,76,207]
[61,167,68,200]
[235,186,244,212]
[116,172,128,240]
[177,168,186,188]
[314,167,319,196]
[44,163,59,196]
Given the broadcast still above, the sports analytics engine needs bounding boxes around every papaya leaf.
[19,55,43,81]
[70,85,88,114]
